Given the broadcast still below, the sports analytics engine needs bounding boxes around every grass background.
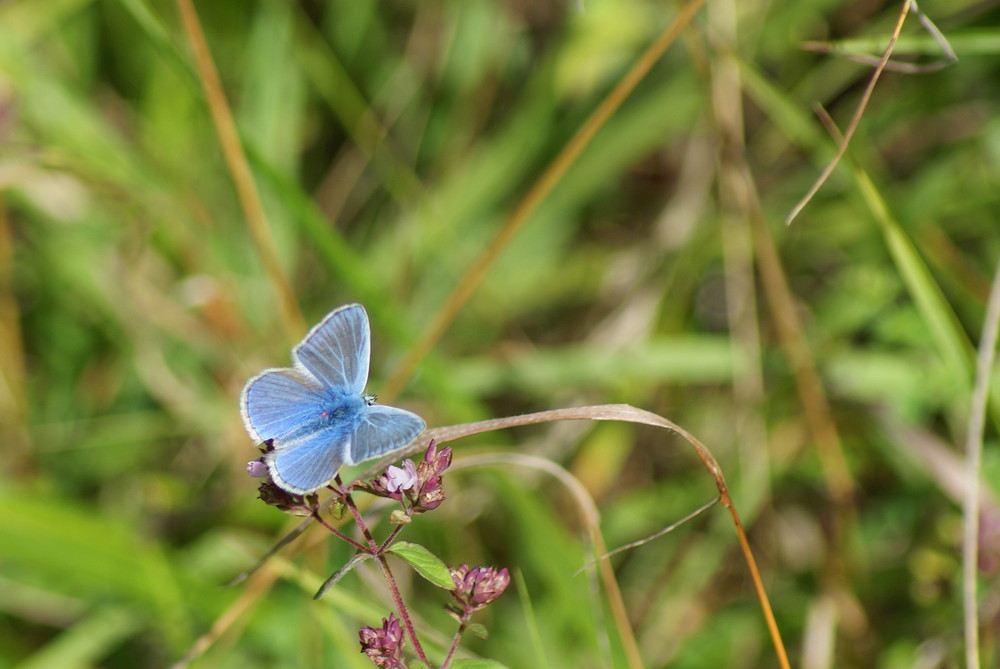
[2,0,999,667]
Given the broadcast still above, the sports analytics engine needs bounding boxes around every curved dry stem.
[801,0,956,74]
[379,0,708,402]
[581,496,720,570]
[175,0,304,341]
[786,0,912,225]
[963,263,1000,669]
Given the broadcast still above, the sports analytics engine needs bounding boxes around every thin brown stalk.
[175,0,303,341]
[801,0,956,74]
[798,42,949,74]
[584,496,719,567]
[0,195,29,474]
[379,0,708,402]
[963,263,1000,669]
[750,205,855,508]
[786,0,912,224]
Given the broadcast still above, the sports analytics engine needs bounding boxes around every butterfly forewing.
[347,404,426,465]
[293,304,370,396]
[241,368,327,442]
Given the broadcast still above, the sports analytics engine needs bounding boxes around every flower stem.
[440,623,465,669]
[375,553,430,665]
[337,478,381,554]
[378,523,406,553]
[310,509,369,552]
[334,477,430,665]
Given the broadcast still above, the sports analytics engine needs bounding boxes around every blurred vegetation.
[2,0,1000,667]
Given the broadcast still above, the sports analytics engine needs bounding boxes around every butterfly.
[241,304,426,494]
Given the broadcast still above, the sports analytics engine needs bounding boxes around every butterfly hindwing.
[267,428,352,495]
[348,404,426,465]
[293,303,370,396]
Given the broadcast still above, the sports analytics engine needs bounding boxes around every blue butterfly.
[241,304,426,494]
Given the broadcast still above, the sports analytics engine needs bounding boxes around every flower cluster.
[255,478,318,515]
[247,445,318,515]
[367,441,452,514]
[358,614,405,668]
[449,563,510,619]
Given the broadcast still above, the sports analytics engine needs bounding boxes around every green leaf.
[385,542,454,589]
[466,622,489,639]
[314,553,372,600]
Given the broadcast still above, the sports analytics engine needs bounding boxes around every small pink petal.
[246,459,268,478]
[385,460,418,492]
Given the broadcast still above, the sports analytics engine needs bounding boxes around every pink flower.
[449,564,510,616]
[364,441,452,514]
[246,459,268,478]
[359,614,405,667]
[385,460,418,493]
[414,442,452,511]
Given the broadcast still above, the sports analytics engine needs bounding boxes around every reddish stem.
[440,622,466,669]
[335,477,431,665]
[375,553,430,666]
[310,509,369,553]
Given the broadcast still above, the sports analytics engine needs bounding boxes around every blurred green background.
[2,0,999,667]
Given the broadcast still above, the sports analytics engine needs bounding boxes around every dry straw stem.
[786,0,913,225]
[379,0,709,403]
[800,1,956,74]
[750,206,855,509]
[0,196,29,473]
[962,264,1000,669]
[175,0,304,342]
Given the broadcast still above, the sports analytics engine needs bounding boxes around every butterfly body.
[241,304,425,494]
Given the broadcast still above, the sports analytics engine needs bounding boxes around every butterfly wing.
[347,404,426,465]
[241,367,327,442]
[266,428,351,494]
[293,304,370,396]
[243,368,352,494]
